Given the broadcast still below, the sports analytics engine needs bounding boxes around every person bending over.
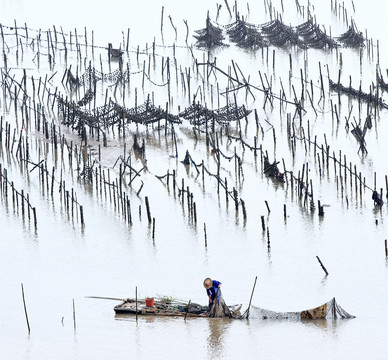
[203,277,221,309]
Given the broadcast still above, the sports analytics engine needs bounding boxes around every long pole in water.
[73,299,76,332]
[184,300,191,321]
[21,283,30,333]
[85,296,127,301]
[246,276,258,319]
[135,286,138,322]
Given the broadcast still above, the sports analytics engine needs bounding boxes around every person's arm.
[214,280,221,289]
[206,288,212,303]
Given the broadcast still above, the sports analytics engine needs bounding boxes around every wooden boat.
[89,294,354,320]
[114,297,242,318]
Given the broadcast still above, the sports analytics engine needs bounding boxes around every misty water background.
[1,0,388,358]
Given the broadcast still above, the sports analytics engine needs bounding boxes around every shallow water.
[1,0,388,359]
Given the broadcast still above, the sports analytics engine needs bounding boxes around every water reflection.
[301,318,352,339]
[206,318,232,359]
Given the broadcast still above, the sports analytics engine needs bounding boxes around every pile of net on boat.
[207,288,242,318]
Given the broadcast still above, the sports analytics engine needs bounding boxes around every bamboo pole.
[245,276,258,319]
[21,283,30,333]
[73,299,76,332]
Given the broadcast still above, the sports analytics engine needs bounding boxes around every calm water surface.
[1,0,388,359]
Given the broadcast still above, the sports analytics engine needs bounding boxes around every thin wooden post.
[145,196,152,224]
[152,217,155,242]
[135,286,138,322]
[204,223,207,248]
[21,283,30,333]
[265,200,270,214]
[184,300,191,321]
[245,276,258,319]
[261,215,265,232]
[73,299,76,332]
[316,256,329,276]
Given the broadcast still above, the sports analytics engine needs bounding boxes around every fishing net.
[336,22,364,48]
[67,65,131,88]
[179,102,251,125]
[57,95,181,134]
[245,298,355,320]
[260,19,304,48]
[296,19,337,49]
[77,88,95,106]
[226,17,267,49]
[206,288,233,318]
[329,79,388,109]
[194,16,228,48]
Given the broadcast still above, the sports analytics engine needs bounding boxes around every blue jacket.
[206,280,221,300]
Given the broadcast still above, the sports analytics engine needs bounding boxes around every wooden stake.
[73,299,76,332]
[204,223,207,248]
[21,283,30,333]
[136,286,138,322]
[245,276,258,319]
[184,300,191,321]
[316,256,329,276]
[261,215,265,232]
[145,196,152,224]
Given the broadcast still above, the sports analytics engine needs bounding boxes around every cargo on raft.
[113,297,242,318]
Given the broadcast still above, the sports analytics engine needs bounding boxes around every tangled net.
[296,19,337,49]
[194,16,365,50]
[336,22,364,47]
[57,96,181,132]
[194,15,229,48]
[261,19,304,48]
[67,65,130,88]
[179,102,251,125]
[329,79,388,109]
[77,88,95,106]
[226,17,267,49]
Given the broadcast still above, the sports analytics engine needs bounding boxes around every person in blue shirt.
[203,278,221,309]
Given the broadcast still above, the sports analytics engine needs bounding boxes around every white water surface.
[1,0,388,359]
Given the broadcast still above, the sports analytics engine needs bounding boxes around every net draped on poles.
[246,298,355,320]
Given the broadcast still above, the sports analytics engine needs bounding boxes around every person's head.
[203,278,213,289]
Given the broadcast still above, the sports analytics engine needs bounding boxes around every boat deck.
[114,300,208,317]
